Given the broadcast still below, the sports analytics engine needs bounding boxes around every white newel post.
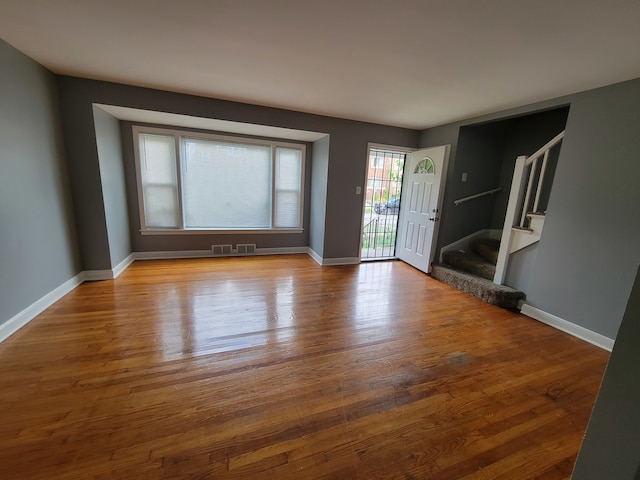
[494,155,528,285]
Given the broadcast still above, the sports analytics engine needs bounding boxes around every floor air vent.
[211,245,233,256]
[236,244,256,255]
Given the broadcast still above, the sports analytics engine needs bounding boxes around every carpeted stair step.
[431,264,525,308]
[442,250,495,280]
[470,237,500,265]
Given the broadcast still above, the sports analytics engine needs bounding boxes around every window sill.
[140,228,304,235]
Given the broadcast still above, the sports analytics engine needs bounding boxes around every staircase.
[431,130,565,308]
[494,131,564,284]
[431,237,525,308]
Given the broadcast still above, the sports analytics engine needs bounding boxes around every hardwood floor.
[0,255,608,479]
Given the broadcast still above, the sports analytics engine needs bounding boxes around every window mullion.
[175,135,185,230]
[271,146,276,229]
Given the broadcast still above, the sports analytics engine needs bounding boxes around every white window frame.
[133,125,305,234]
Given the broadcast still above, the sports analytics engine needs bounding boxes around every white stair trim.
[494,155,528,284]
[521,304,614,351]
[508,213,545,254]
[509,229,540,254]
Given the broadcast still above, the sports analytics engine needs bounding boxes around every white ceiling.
[2,0,640,129]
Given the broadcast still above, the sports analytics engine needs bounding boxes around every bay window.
[133,126,305,233]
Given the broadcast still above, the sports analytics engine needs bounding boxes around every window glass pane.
[415,157,435,175]
[140,134,177,184]
[274,147,302,228]
[139,134,179,228]
[275,191,300,227]
[182,139,271,228]
[143,186,180,227]
[275,148,301,189]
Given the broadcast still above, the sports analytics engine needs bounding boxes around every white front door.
[396,145,449,273]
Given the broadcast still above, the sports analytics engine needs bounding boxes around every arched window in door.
[415,157,435,175]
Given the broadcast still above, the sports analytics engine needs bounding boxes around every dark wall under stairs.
[433,106,569,256]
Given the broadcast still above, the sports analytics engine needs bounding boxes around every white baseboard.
[113,254,135,278]
[133,250,212,260]
[255,247,309,256]
[0,273,84,343]
[84,254,136,281]
[0,256,134,342]
[320,257,360,266]
[520,304,615,351]
[133,247,310,261]
[308,248,323,265]
[305,249,359,266]
[83,269,114,281]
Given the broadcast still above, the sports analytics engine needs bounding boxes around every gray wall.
[310,135,330,257]
[505,243,538,293]
[93,106,131,268]
[572,265,640,479]
[57,81,111,271]
[56,76,419,264]
[0,39,81,325]
[439,122,507,247]
[526,79,640,339]
[420,78,640,340]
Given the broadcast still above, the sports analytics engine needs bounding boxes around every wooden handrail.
[520,130,565,226]
[453,187,501,206]
[524,131,565,166]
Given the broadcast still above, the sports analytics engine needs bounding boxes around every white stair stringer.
[494,211,545,285]
[508,213,545,254]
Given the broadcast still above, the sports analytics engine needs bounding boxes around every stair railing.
[494,131,565,285]
[518,131,565,227]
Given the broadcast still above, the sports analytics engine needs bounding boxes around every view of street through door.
[361,148,406,260]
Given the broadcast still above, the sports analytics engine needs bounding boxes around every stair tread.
[469,237,500,265]
[442,249,495,280]
[431,264,525,309]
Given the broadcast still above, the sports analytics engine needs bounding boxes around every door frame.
[358,143,416,261]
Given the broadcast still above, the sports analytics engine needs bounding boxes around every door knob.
[429,216,440,222]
